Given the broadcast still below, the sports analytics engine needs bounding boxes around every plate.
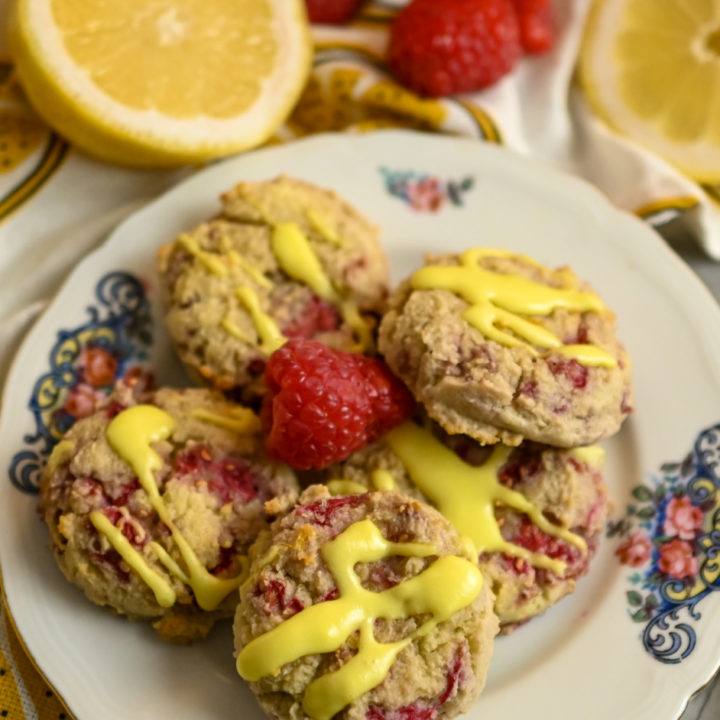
[2,130,719,720]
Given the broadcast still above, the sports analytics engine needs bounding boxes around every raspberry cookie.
[378,248,632,447]
[157,176,389,401]
[234,487,498,720]
[321,421,608,632]
[39,382,298,642]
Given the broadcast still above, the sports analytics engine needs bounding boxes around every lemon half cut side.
[580,0,720,183]
[9,0,312,167]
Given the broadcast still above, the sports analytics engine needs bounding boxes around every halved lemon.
[9,0,312,167]
[580,0,720,183]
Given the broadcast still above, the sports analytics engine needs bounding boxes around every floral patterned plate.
[1,131,719,720]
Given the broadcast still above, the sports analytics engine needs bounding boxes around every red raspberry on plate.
[511,0,556,54]
[387,0,521,97]
[305,0,363,24]
[262,339,414,470]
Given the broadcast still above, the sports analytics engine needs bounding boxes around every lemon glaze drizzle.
[190,406,261,435]
[306,208,343,246]
[89,510,177,607]
[411,248,617,368]
[371,468,396,491]
[327,470,396,496]
[235,286,286,355]
[236,519,483,720]
[326,479,368,496]
[271,222,372,351]
[177,211,370,352]
[385,423,588,574]
[177,234,227,277]
[94,405,246,610]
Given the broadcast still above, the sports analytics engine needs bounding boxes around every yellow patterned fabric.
[0,595,70,719]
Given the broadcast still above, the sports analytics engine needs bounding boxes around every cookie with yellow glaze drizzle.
[378,249,633,447]
[233,487,498,720]
[157,176,389,402]
[38,381,298,643]
[320,421,608,632]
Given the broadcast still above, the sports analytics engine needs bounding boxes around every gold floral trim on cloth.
[633,196,700,225]
[0,63,69,225]
[702,184,720,208]
[275,30,503,144]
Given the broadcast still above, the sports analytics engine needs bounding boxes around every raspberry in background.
[511,0,556,54]
[262,339,414,470]
[305,0,363,24]
[387,0,521,97]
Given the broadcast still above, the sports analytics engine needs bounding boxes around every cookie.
[157,176,389,401]
[378,248,632,447]
[234,487,498,720]
[39,382,298,642]
[320,421,608,632]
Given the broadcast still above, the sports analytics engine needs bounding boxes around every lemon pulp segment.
[10,0,312,166]
[580,0,720,182]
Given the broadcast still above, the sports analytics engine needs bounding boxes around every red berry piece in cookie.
[388,0,521,97]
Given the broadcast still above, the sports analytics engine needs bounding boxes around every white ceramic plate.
[2,131,719,720]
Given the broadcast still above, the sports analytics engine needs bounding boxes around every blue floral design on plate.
[379,166,474,212]
[609,423,720,663]
[8,271,153,494]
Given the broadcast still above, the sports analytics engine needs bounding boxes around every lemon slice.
[580,0,720,183]
[9,0,312,167]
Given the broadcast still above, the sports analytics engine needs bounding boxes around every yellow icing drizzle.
[371,469,396,491]
[227,249,274,289]
[237,519,483,720]
[306,208,343,246]
[89,511,176,608]
[327,479,368,496]
[177,234,227,277]
[570,445,606,469]
[191,406,261,435]
[220,313,256,344]
[149,541,191,584]
[235,286,287,355]
[411,248,616,368]
[103,405,246,610]
[271,222,373,351]
[385,423,588,574]
[45,439,76,478]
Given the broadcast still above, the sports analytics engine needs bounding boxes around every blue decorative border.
[609,424,720,663]
[8,271,152,494]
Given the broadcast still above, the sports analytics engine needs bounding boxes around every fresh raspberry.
[305,0,363,24]
[387,0,521,97]
[511,0,556,54]
[262,339,414,469]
